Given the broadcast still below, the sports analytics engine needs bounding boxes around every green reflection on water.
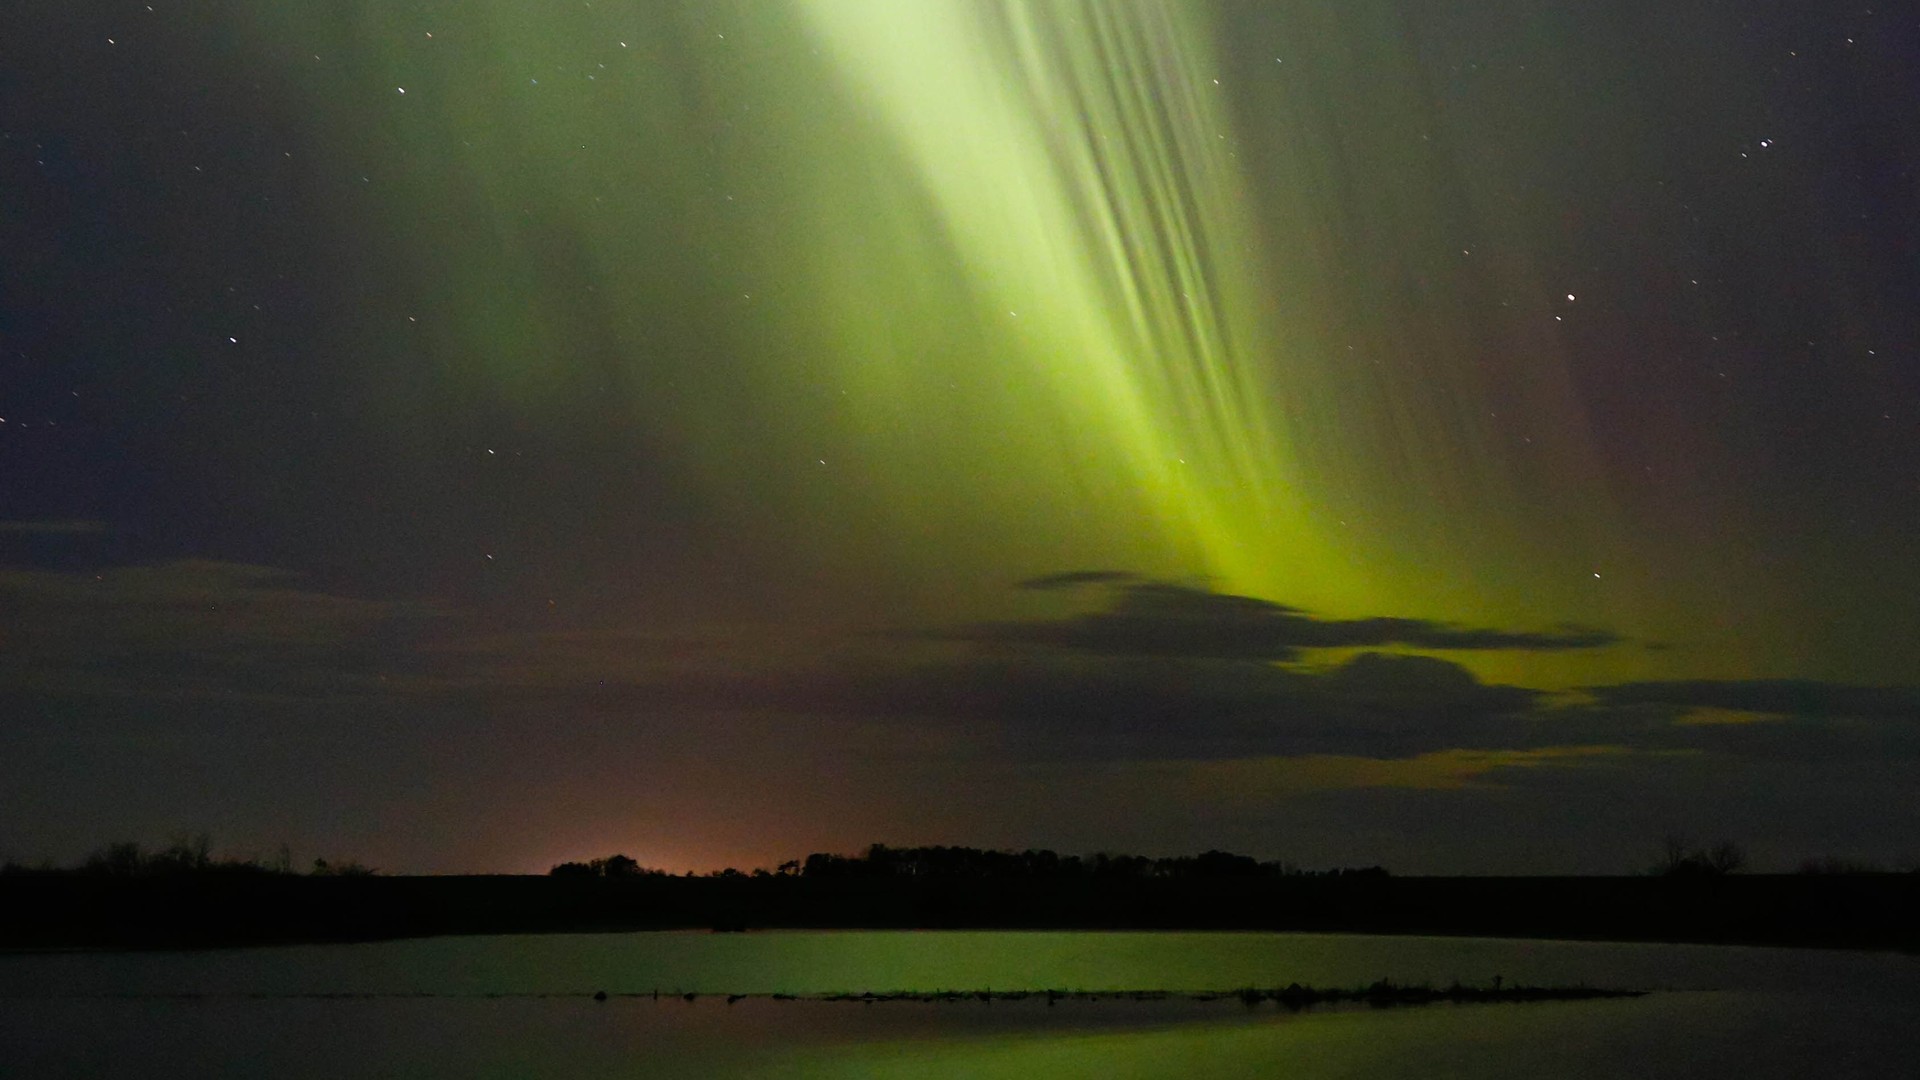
[763,996,1673,1080]
[4,933,1918,1078]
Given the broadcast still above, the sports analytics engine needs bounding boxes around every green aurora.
[226,0,1721,686]
[5,0,1917,871]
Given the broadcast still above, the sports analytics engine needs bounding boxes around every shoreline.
[3,872,1914,953]
[0,982,1648,1008]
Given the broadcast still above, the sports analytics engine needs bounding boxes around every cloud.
[9,563,1911,779]
[963,579,1618,660]
[1014,569,1141,591]
[1530,678,1920,766]
[9,563,1915,876]
[0,559,443,703]
[506,644,1562,764]
[485,579,1913,772]
[1586,679,1920,721]
[1170,746,1640,797]
[374,581,1643,767]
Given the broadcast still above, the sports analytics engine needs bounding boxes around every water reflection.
[2,932,1915,1078]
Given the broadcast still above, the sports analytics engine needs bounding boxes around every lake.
[3,931,1916,1077]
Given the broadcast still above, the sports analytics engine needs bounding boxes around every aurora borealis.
[3,0,1917,873]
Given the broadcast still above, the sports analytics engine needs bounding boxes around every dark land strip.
[2,873,1913,951]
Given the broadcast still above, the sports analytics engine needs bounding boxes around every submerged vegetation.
[795,980,1646,1009]
[559,981,1643,1009]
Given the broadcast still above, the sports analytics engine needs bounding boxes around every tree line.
[0,835,375,877]
[551,843,1390,881]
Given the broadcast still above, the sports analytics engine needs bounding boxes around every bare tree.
[1655,836,1747,877]
[1660,834,1691,875]
[1705,841,1747,875]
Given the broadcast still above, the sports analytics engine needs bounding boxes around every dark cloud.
[1315,652,1539,715]
[965,579,1618,660]
[708,650,1913,775]
[1544,679,1920,766]
[0,560,443,704]
[1587,679,1920,721]
[1014,569,1142,591]
[481,643,1561,764]
[8,564,1911,779]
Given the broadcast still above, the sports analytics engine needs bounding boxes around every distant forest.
[0,835,374,878]
[548,844,1388,881]
[4,837,1908,880]
[5,839,1914,951]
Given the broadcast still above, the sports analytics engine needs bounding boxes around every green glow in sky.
[794,0,1334,599]
[219,0,1906,692]
[236,3,1587,643]
[10,0,1920,874]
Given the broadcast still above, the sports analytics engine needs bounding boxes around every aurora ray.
[794,0,1342,603]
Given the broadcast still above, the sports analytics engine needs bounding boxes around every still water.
[3,931,1915,1077]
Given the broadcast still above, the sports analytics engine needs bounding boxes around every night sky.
[4,0,1917,875]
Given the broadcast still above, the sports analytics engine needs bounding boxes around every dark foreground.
[2,873,1913,951]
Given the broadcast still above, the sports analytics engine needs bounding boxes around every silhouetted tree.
[788,845,1338,881]
[1704,841,1746,875]
[85,841,146,876]
[152,833,214,873]
[1655,836,1745,878]
[548,854,663,878]
[1659,834,1692,876]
